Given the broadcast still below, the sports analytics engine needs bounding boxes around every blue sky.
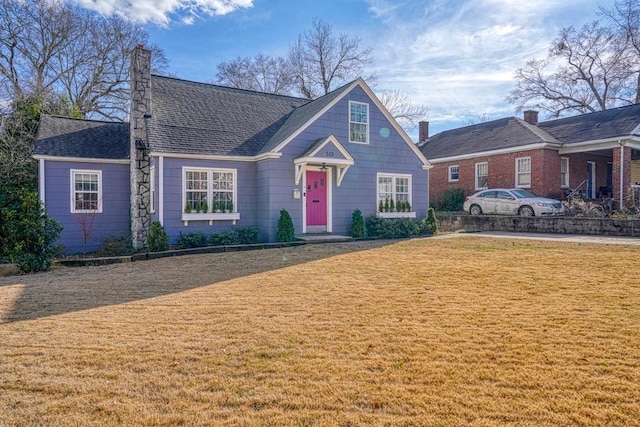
[74,0,613,138]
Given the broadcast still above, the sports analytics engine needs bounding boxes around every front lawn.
[1,237,638,425]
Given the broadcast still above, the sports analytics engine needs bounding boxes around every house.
[34,46,431,254]
[419,107,640,208]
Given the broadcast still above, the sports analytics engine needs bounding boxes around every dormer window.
[349,101,369,144]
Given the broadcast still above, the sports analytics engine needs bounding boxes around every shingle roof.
[420,117,557,159]
[148,75,310,156]
[539,103,640,143]
[421,104,640,160]
[35,115,129,159]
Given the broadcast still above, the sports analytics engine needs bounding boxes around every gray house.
[34,46,431,253]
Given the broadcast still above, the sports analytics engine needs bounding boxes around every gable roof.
[148,75,309,157]
[421,103,640,161]
[34,115,129,159]
[420,117,558,160]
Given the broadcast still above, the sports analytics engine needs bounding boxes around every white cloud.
[364,0,610,134]
[72,0,253,25]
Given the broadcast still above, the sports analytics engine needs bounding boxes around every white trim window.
[560,157,569,188]
[516,157,531,188]
[377,173,412,210]
[349,101,369,144]
[70,169,102,213]
[448,165,459,182]
[182,167,237,214]
[475,162,488,190]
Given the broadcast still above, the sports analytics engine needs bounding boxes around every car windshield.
[511,189,536,199]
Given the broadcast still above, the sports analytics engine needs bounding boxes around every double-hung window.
[448,165,459,182]
[560,157,569,187]
[182,167,238,224]
[475,162,488,190]
[377,173,413,216]
[516,157,531,188]
[71,169,102,213]
[349,101,369,144]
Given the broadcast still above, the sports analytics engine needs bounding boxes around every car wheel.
[519,205,535,216]
[469,204,482,215]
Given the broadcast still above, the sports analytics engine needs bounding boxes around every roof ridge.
[150,74,310,103]
[41,114,127,125]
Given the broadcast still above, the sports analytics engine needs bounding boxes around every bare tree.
[216,54,296,94]
[377,90,429,131]
[289,18,374,99]
[0,0,168,120]
[600,0,640,103]
[508,20,636,117]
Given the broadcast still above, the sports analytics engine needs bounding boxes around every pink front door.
[306,170,327,226]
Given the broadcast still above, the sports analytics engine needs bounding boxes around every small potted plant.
[384,198,390,212]
[195,200,202,213]
[378,199,384,212]
[201,199,208,213]
[397,200,404,212]
[390,198,395,212]
[214,200,221,213]
[227,201,234,213]
[184,201,192,213]
[406,201,411,212]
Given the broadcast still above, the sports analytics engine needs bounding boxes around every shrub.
[365,215,433,239]
[236,226,260,244]
[147,221,169,252]
[430,188,466,212]
[276,209,295,242]
[209,231,240,246]
[177,231,208,249]
[98,233,134,256]
[350,209,366,238]
[0,190,62,273]
[426,207,438,234]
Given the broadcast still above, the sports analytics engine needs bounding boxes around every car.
[463,188,564,216]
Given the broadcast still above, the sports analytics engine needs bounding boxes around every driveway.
[437,231,640,245]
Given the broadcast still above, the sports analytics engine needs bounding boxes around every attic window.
[349,101,369,144]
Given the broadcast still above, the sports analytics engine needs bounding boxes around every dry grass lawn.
[1,236,639,426]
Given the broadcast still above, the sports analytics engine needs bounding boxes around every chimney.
[523,110,538,125]
[130,45,152,250]
[419,121,429,143]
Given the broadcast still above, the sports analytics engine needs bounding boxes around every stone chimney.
[419,121,429,143]
[523,110,538,125]
[130,45,152,250]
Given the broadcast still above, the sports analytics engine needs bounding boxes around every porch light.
[320,163,328,172]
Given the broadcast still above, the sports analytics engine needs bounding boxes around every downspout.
[619,140,625,208]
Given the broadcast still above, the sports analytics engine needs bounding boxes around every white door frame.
[302,165,333,234]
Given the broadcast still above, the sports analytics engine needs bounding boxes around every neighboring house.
[34,46,431,254]
[419,108,640,208]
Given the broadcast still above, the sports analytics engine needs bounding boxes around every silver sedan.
[463,188,564,216]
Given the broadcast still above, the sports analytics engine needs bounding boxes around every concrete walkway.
[436,231,640,246]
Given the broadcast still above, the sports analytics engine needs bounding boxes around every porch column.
[612,143,632,209]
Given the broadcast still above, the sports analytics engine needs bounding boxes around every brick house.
[419,106,640,208]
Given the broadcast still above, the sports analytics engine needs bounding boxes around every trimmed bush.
[98,233,134,256]
[177,231,208,249]
[147,221,169,252]
[236,226,260,244]
[0,190,62,273]
[365,215,434,239]
[276,209,295,242]
[350,209,366,238]
[209,231,240,246]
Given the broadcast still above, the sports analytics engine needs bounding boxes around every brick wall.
[429,148,564,202]
[429,149,615,204]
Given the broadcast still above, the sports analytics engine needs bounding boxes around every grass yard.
[1,236,639,426]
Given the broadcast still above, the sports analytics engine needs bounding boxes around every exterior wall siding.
[42,160,130,254]
[155,157,257,244]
